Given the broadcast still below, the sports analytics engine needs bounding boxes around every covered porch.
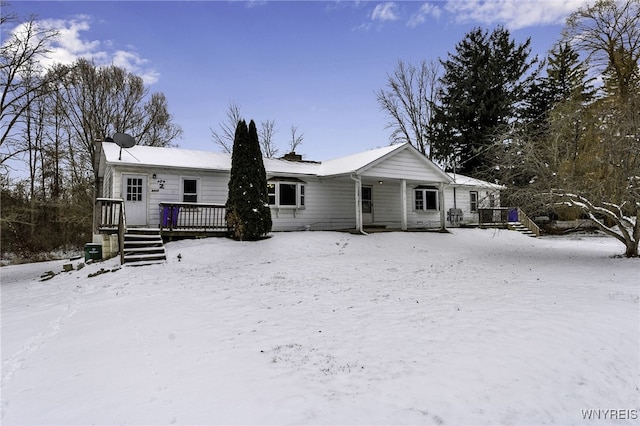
[349,175,447,233]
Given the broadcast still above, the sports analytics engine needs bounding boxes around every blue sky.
[6,0,587,161]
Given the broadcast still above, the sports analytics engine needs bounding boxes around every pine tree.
[520,43,594,148]
[494,43,594,206]
[432,26,537,178]
[225,119,272,240]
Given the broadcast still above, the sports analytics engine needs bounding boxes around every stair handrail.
[118,202,127,264]
[517,208,541,237]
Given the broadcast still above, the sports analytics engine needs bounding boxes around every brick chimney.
[282,152,303,161]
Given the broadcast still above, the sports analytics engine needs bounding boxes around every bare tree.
[288,125,304,154]
[54,59,182,184]
[259,119,278,158]
[563,0,640,98]
[0,7,63,165]
[210,101,243,153]
[375,59,441,158]
[135,92,183,147]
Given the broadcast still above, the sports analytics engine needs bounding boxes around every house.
[94,141,505,260]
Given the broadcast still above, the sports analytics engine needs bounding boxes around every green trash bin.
[84,243,102,261]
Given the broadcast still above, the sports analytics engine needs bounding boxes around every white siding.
[147,169,229,227]
[270,177,355,231]
[361,149,445,182]
[362,181,401,226]
[361,180,443,229]
[443,185,502,225]
[406,184,443,229]
[102,168,114,198]
[107,165,358,231]
[109,166,229,227]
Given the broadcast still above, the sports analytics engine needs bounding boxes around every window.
[267,180,305,208]
[470,191,478,212]
[126,178,143,202]
[415,186,439,211]
[279,183,297,206]
[267,183,276,205]
[182,178,198,203]
[362,186,372,214]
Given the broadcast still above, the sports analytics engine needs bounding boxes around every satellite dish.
[112,132,136,160]
[113,132,136,149]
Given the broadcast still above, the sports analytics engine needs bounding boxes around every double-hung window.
[267,178,305,208]
[182,178,199,203]
[415,186,439,211]
[470,191,478,212]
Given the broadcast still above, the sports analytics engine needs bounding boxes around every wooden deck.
[95,199,231,240]
[158,202,231,239]
[478,207,540,237]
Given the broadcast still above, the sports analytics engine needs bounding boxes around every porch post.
[352,175,362,232]
[401,179,407,231]
[439,182,446,231]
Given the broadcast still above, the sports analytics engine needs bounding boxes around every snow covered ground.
[1,229,639,425]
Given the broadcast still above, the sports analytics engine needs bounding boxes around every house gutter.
[350,174,368,235]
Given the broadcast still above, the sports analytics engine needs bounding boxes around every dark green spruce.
[431,26,538,179]
[225,119,272,240]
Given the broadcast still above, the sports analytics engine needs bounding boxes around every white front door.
[123,174,147,226]
[362,186,373,224]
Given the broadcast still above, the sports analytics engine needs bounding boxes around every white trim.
[470,190,479,213]
[267,180,305,209]
[414,187,439,211]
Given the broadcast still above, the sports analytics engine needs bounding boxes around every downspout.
[401,179,407,231]
[350,174,368,235]
[453,187,457,209]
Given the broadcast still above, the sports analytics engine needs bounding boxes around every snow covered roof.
[100,142,495,189]
[101,142,426,178]
[448,172,505,190]
[100,142,321,175]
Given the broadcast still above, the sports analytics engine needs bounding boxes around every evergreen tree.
[520,43,594,150]
[495,43,595,206]
[225,119,272,241]
[432,26,537,178]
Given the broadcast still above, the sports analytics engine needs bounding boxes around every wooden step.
[122,228,167,265]
[508,222,537,237]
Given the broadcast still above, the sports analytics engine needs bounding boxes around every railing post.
[118,202,126,264]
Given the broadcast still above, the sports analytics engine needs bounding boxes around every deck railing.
[159,202,229,233]
[478,207,541,236]
[478,207,511,225]
[94,198,126,264]
[95,198,124,232]
[517,207,541,237]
